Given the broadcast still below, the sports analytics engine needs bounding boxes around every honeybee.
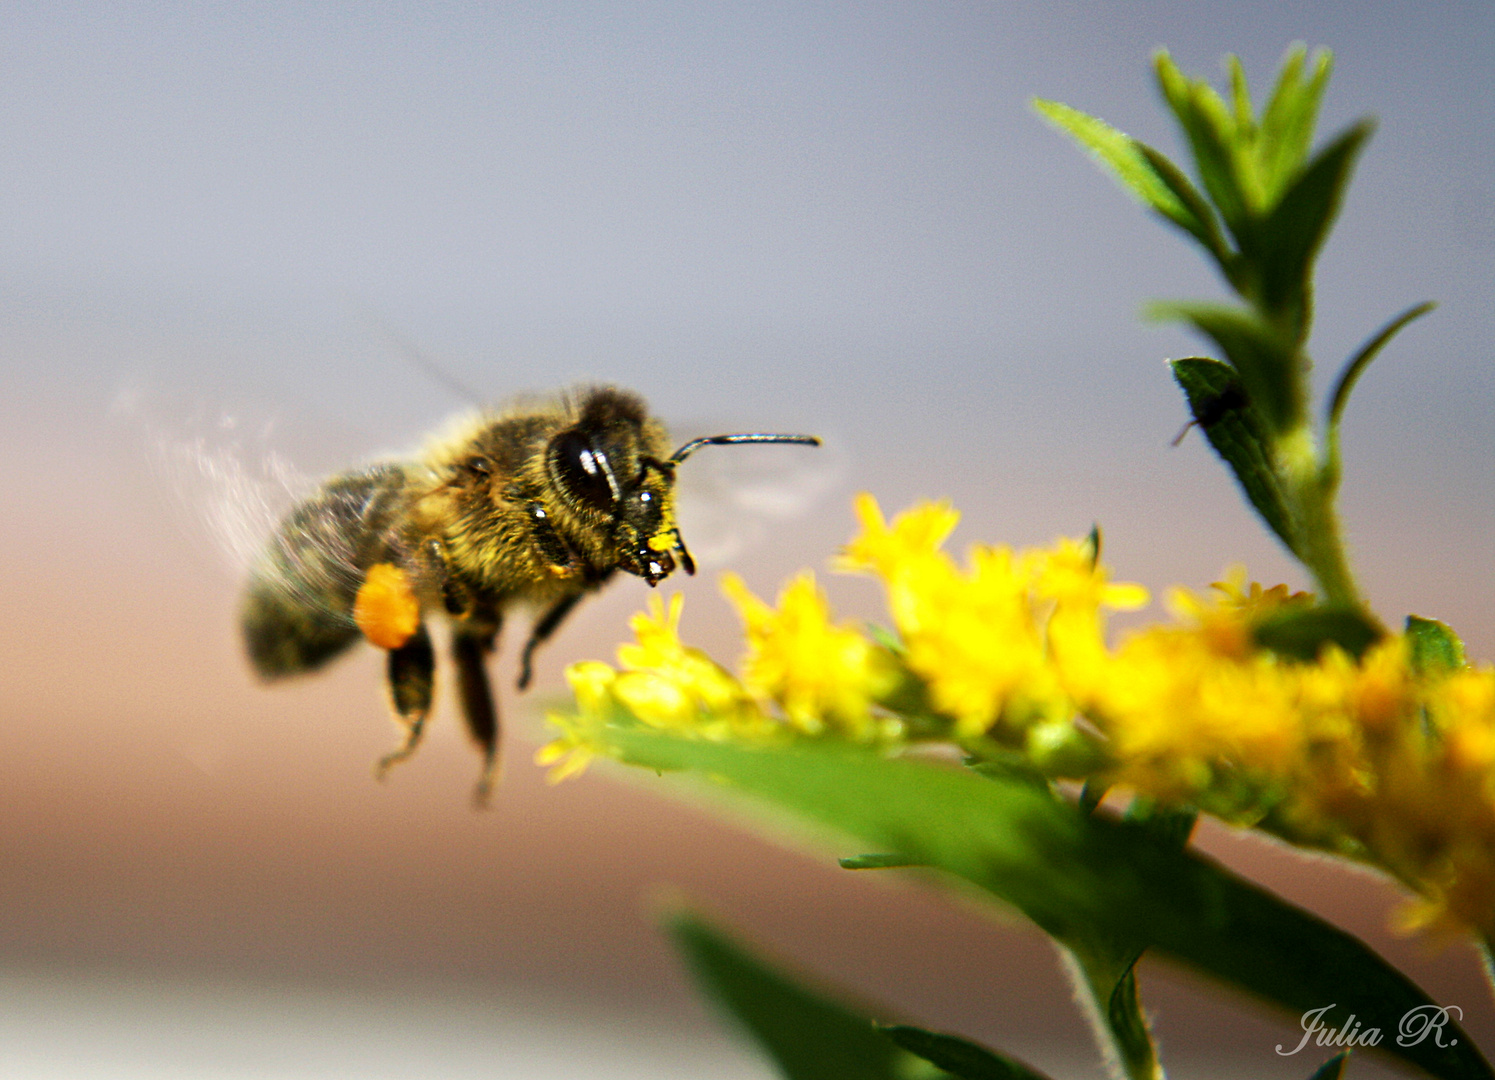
[240,385,819,804]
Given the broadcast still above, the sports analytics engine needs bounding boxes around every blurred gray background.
[1,2,1490,1077]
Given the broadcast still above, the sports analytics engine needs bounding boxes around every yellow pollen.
[353,563,421,650]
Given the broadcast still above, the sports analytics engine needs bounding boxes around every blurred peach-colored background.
[2,4,1490,1077]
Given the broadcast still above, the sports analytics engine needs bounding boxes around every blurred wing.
[673,432,844,567]
[113,387,320,579]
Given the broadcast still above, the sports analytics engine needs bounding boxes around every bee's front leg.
[375,623,435,781]
[523,499,579,576]
[517,592,584,691]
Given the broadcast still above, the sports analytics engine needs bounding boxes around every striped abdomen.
[240,465,410,678]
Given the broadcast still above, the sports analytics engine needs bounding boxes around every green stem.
[1275,424,1365,612]
[1059,945,1165,1080]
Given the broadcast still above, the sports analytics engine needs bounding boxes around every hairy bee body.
[239,385,816,804]
[242,465,411,676]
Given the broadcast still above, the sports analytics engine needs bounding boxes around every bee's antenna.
[367,315,485,406]
[668,433,821,465]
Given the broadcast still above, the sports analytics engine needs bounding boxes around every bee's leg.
[524,500,578,574]
[452,617,501,808]
[375,623,435,781]
[517,592,584,691]
[424,538,473,617]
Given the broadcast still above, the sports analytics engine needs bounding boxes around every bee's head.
[546,435,683,585]
[547,388,820,587]
[544,390,687,586]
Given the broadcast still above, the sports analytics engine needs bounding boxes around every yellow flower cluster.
[544,494,1495,936]
[538,593,772,782]
[1089,579,1495,937]
[720,571,901,740]
[539,567,911,780]
[839,493,1147,752]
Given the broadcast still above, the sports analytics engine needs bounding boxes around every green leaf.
[1308,1051,1350,1080]
[967,751,1053,791]
[1154,303,1301,432]
[1103,960,1155,1078]
[612,734,1493,1080]
[1170,357,1299,555]
[1154,51,1251,241]
[1033,97,1229,264]
[1227,55,1254,133]
[1253,606,1383,662]
[1084,524,1102,565]
[1327,301,1436,434]
[1259,47,1334,204]
[840,853,920,870]
[1257,120,1374,330]
[667,910,926,1080]
[879,1025,1056,1080]
[867,623,906,654]
[1134,142,1234,271]
[1405,615,1466,675]
[1059,942,1158,1080]
[1061,798,1184,1078]
[1079,780,1109,815]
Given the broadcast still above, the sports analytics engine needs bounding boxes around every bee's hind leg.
[376,624,435,781]
[453,617,502,808]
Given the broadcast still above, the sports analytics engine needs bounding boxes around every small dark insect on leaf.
[1171,380,1250,446]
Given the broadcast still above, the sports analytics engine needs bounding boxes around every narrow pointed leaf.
[1105,962,1154,1077]
[1060,799,1183,1077]
[1134,142,1233,267]
[610,733,1492,1080]
[1258,44,1308,175]
[1033,99,1224,259]
[1170,357,1299,555]
[1228,54,1254,131]
[840,853,919,870]
[1257,120,1374,325]
[1059,940,1159,1080]
[1327,301,1436,433]
[1155,51,1250,239]
[880,1025,1056,1080]
[667,911,921,1080]
[1260,47,1333,203]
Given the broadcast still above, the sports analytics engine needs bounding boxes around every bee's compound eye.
[550,430,619,511]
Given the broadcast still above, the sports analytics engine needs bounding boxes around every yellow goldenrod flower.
[535,661,625,782]
[549,494,1495,939]
[601,595,745,724]
[536,594,793,780]
[837,492,960,582]
[535,719,598,784]
[721,571,899,740]
[1084,578,1495,937]
[842,495,1144,745]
